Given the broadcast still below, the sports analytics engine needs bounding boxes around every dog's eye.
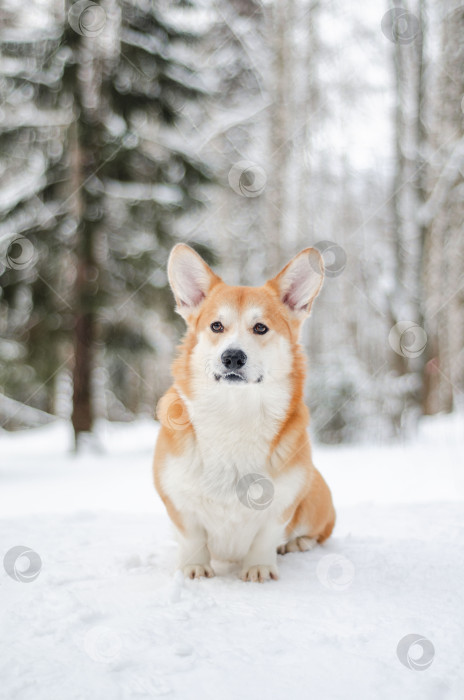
[253,323,268,335]
[210,321,224,333]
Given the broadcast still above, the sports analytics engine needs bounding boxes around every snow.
[1,416,463,699]
[104,179,183,206]
[0,153,46,216]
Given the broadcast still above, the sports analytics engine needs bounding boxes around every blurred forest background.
[0,0,462,446]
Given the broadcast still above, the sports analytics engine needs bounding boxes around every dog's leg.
[177,523,215,579]
[240,525,280,582]
[277,536,317,554]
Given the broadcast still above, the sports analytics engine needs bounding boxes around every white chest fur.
[160,382,305,562]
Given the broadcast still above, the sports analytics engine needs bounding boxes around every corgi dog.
[153,244,335,582]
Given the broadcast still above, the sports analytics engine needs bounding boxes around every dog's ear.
[168,244,221,320]
[268,248,324,319]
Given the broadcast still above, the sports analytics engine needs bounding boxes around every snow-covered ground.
[1,416,463,700]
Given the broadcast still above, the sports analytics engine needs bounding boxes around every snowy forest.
[0,0,463,445]
[2,3,464,696]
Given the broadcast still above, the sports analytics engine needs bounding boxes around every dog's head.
[168,244,324,388]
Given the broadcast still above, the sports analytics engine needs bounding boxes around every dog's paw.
[240,565,279,583]
[277,536,317,555]
[182,564,215,579]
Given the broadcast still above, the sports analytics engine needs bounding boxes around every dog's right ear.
[168,244,221,320]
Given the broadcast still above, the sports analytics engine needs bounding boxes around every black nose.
[221,348,247,371]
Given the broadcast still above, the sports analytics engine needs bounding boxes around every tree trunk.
[422,0,464,414]
[70,36,103,448]
[72,309,94,438]
[389,0,429,419]
[265,0,294,270]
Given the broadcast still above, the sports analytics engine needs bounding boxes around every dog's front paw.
[182,564,215,579]
[240,565,279,583]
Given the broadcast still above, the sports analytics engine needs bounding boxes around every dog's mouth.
[214,372,263,384]
[214,371,246,383]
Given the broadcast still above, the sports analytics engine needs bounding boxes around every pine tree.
[65,0,211,446]
[0,0,211,438]
[0,2,73,427]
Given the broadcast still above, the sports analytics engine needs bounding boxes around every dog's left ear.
[268,248,324,319]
